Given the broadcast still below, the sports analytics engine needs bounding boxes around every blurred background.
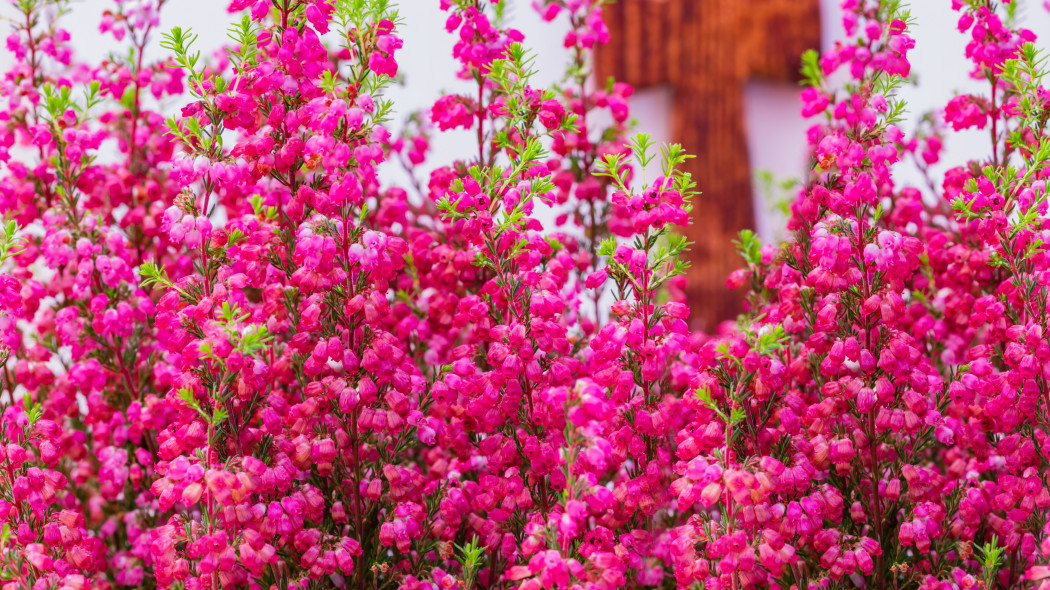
[3,0,1049,329]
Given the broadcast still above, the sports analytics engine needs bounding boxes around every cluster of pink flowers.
[5,0,1050,589]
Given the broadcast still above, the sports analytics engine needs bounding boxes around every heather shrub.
[3,0,1050,590]
[676,2,1050,589]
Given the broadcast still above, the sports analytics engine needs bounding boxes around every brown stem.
[351,408,366,590]
[127,21,155,176]
[991,75,1000,169]
[868,411,885,590]
[477,74,485,166]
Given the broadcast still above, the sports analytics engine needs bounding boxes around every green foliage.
[977,535,1005,590]
[165,114,203,149]
[630,133,657,172]
[751,324,788,355]
[249,195,280,220]
[734,229,763,267]
[334,0,398,29]
[457,537,487,590]
[328,0,402,126]
[24,399,43,427]
[39,81,103,121]
[160,27,204,96]
[692,387,745,440]
[226,15,262,82]
[139,260,175,291]
[1000,43,1050,170]
[39,83,69,118]
[178,387,228,426]
[161,25,230,154]
[800,49,823,88]
[0,220,26,265]
[873,73,910,125]
[877,0,915,30]
[595,152,629,194]
[227,228,247,246]
[215,302,274,356]
[660,142,693,177]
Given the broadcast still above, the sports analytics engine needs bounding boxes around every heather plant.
[675,1,1050,589]
[5,0,1050,589]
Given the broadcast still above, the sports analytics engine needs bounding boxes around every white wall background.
[2,0,1049,241]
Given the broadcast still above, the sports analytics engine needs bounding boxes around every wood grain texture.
[596,0,820,330]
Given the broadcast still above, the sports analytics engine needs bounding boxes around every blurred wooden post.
[595,0,820,330]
